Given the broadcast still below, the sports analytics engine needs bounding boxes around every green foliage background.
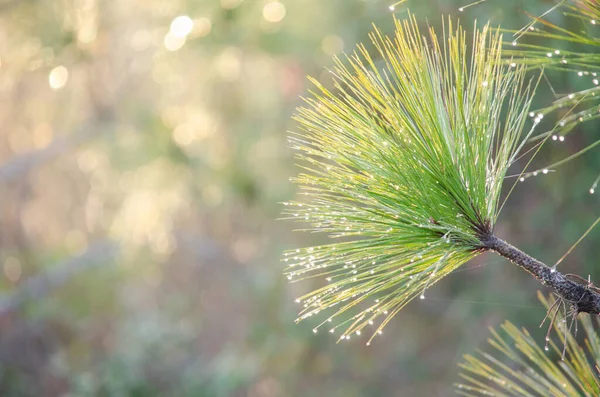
[0,0,598,396]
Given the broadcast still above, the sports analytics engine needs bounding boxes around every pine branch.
[285,6,598,343]
[284,15,539,342]
[482,234,600,315]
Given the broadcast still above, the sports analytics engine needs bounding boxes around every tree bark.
[482,234,600,315]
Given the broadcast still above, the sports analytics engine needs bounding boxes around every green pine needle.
[283,15,537,344]
[456,292,600,396]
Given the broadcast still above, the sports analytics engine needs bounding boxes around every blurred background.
[0,0,598,396]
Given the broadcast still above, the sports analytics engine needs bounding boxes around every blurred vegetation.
[0,0,597,396]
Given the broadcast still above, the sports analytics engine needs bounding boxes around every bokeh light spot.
[216,48,242,81]
[263,1,286,23]
[164,32,186,51]
[195,17,212,37]
[48,65,69,90]
[322,35,344,55]
[170,15,194,38]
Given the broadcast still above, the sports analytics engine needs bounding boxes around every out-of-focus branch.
[0,117,112,184]
[0,240,119,315]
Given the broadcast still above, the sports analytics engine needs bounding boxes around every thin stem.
[554,215,600,269]
[481,234,600,316]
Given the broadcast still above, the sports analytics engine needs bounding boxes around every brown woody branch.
[481,234,600,316]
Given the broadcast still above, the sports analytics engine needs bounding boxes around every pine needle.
[553,214,600,269]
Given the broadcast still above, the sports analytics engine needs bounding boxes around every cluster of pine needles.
[283,15,538,344]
